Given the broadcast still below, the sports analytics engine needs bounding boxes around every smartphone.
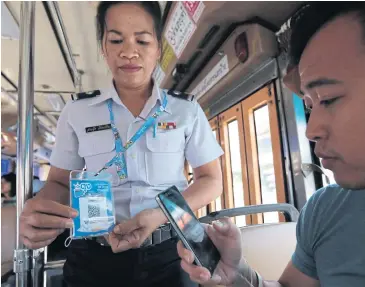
[156,186,221,275]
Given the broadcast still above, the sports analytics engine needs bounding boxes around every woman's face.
[1,178,11,197]
[102,4,161,89]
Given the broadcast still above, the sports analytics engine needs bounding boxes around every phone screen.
[157,186,221,274]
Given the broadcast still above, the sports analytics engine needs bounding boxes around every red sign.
[183,1,200,19]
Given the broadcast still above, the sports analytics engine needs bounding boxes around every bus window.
[212,129,223,212]
[242,86,286,224]
[218,104,251,226]
[254,105,278,223]
[227,120,246,226]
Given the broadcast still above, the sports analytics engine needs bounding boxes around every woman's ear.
[101,34,108,58]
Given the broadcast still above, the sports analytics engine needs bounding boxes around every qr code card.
[70,171,115,239]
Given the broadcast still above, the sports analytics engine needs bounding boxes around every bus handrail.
[14,3,36,287]
[199,203,300,224]
[44,260,66,271]
[45,1,82,91]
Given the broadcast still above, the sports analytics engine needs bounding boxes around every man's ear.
[283,65,302,96]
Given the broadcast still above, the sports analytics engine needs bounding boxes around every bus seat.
[240,222,297,280]
[1,204,17,276]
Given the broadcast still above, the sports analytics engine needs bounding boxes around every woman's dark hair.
[289,2,365,66]
[2,172,16,197]
[96,1,163,48]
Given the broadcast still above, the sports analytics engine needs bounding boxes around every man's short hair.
[289,2,365,66]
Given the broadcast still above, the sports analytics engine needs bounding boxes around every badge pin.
[157,122,176,130]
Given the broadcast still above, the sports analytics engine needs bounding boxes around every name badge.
[85,124,112,133]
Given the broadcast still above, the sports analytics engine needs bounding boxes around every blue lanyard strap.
[96,91,168,179]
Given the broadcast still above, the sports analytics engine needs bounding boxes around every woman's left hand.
[107,208,165,253]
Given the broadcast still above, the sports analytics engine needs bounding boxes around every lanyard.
[95,91,168,179]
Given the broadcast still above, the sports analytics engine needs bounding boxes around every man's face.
[298,14,365,189]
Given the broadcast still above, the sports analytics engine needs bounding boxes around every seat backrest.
[240,222,297,280]
[1,204,17,276]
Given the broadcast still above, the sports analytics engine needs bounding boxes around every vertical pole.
[14,2,36,286]
[48,1,82,91]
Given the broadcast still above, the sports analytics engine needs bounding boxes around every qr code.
[88,204,101,218]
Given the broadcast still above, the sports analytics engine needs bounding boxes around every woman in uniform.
[19,2,223,286]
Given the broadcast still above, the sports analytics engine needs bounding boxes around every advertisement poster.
[164,1,197,58]
[192,55,229,99]
[183,1,205,23]
[160,38,176,72]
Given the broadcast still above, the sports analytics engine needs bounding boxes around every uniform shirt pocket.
[78,132,120,186]
[145,129,186,186]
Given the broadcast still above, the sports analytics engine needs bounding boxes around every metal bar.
[1,71,18,90]
[32,249,45,287]
[34,111,61,115]
[3,89,75,94]
[276,54,311,210]
[58,93,66,105]
[273,73,295,208]
[45,1,82,91]
[35,108,57,129]
[44,260,66,270]
[2,88,56,137]
[33,90,75,94]
[199,203,300,224]
[14,2,36,286]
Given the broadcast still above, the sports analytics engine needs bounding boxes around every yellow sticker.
[161,38,176,73]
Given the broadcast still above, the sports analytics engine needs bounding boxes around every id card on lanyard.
[68,170,116,242]
[95,90,168,179]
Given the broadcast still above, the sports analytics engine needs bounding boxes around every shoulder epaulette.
[167,90,195,102]
[71,90,101,101]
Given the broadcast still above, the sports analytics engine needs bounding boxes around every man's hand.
[177,217,243,286]
[20,197,78,249]
[108,208,166,253]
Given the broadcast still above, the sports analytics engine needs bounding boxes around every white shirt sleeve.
[50,101,85,170]
[185,102,224,168]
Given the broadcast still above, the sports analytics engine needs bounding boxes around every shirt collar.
[139,84,171,119]
[154,84,172,114]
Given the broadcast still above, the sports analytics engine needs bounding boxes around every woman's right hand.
[177,217,243,286]
[19,197,78,249]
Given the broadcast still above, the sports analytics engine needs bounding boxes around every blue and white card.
[70,171,116,239]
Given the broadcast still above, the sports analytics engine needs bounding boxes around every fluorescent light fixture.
[7,124,17,132]
[34,146,52,161]
[2,133,9,142]
[1,2,19,40]
[47,94,65,112]
[1,89,17,105]
[44,131,55,143]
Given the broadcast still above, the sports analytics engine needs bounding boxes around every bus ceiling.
[1,1,302,157]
